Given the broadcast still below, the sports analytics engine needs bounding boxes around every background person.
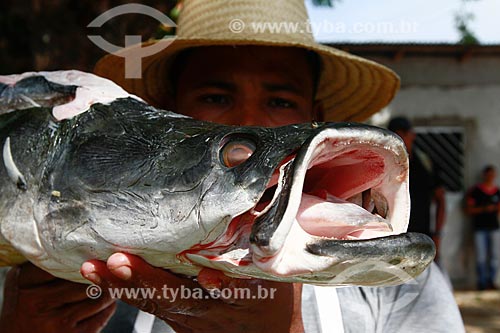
[465,165,500,290]
[388,116,447,260]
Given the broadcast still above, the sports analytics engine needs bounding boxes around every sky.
[306,0,500,44]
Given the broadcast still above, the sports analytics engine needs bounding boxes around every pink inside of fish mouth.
[252,145,393,240]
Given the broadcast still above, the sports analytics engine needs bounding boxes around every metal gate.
[413,126,465,192]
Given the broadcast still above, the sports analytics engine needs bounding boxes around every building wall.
[369,54,500,288]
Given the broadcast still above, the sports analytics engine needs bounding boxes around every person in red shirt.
[465,165,500,290]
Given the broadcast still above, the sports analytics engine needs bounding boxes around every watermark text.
[229,18,418,35]
[86,284,277,302]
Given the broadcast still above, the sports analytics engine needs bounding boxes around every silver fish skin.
[0,71,434,286]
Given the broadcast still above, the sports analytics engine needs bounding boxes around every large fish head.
[181,122,435,286]
[36,100,320,277]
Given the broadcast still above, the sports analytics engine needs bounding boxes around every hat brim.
[94,37,400,122]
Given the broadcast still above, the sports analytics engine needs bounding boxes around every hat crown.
[95,0,400,123]
[177,0,314,42]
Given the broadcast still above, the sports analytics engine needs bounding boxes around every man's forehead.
[179,45,314,86]
[184,45,310,60]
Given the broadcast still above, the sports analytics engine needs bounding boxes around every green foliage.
[153,1,182,38]
[455,0,480,45]
[455,13,479,45]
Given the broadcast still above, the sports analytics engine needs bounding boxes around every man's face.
[174,46,321,127]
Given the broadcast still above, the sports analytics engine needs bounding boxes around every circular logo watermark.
[86,284,103,299]
[87,4,177,79]
[228,19,245,33]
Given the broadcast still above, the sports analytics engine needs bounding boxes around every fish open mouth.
[182,125,435,286]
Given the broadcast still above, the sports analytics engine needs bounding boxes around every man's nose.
[234,101,269,127]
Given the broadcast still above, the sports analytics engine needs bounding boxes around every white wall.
[371,54,500,288]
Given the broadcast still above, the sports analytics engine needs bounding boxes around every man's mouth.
[181,125,435,285]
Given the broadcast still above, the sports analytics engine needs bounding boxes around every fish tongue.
[296,192,392,239]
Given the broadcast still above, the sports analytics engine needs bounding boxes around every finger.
[81,259,125,288]
[197,268,225,290]
[106,253,199,290]
[106,253,220,315]
[82,258,166,314]
[197,268,239,304]
[85,253,200,292]
[83,253,220,317]
[75,301,117,333]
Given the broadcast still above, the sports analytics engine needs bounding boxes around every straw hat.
[94,0,400,122]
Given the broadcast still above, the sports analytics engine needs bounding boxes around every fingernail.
[110,265,132,280]
[203,280,222,290]
[85,272,102,284]
[107,253,131,268]
[85,273,102,284]
[81,262,102,284]
[197,268,224,290]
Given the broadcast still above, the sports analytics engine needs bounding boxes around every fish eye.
[220,139,256,168]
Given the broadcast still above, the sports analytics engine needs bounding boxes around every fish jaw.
[184,124,435,286]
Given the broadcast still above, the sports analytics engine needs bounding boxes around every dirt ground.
[454,290,500,333]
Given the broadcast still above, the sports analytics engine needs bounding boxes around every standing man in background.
[388,117,446,260]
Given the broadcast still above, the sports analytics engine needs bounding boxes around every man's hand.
[0,262,116,333]
[81,253,303,333]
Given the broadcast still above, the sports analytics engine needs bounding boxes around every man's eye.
[268,98,297,109]
[201,95,229,105]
